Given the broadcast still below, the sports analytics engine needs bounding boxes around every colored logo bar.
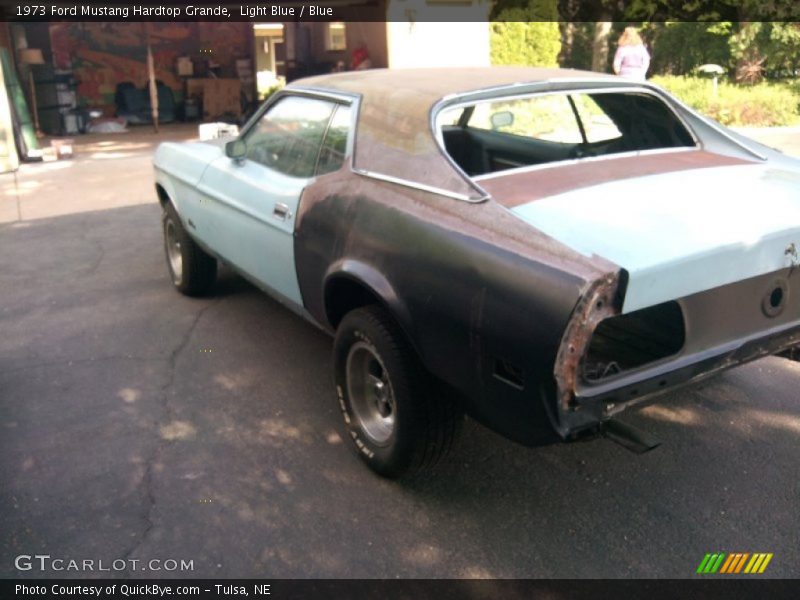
[697,553,773,574]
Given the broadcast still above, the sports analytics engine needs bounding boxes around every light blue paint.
[155,140,306,308]
[511,164,800,312]
[154,141,225,228]
[195,155,306,307]
[154,141,226,185]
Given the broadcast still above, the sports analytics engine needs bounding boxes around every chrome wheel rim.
[346,341,396,445]
[165,219,183,284]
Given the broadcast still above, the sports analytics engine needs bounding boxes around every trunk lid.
[498,158,800,313]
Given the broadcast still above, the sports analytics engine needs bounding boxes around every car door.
[195,94,342,307]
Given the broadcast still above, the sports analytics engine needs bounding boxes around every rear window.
[439,91,695,177]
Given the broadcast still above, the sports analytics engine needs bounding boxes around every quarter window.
[439,90,695,177]
[468,95,583,144]
[570,94,622,143]
[316,104,351,175]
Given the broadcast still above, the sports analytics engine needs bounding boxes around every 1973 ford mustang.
[154,67,800,477]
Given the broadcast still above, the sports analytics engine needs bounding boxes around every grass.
[651,75,800,127]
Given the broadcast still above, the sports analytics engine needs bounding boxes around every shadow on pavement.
[1,203,799,579]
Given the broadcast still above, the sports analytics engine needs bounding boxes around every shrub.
[651,75,800,126]
[490,2,561,67]
[646,22,731,75]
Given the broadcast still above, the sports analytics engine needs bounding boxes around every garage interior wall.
[0,21,11,51]
[31,22,254,116]
[0,22,15,172]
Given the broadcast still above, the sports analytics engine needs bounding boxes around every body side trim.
[352,168,488,202]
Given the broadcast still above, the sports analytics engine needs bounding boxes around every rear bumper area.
[575,323,800,421]
[554,267,800,437]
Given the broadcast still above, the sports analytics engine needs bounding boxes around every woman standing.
[613,27,651,81]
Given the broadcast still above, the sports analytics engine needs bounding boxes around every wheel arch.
[155,179,187,230]
[323,260,416,348]
[155,183,171,207]
[154,170,180,212]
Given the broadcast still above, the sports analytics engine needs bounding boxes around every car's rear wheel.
[333,306,462,477]
[162,203,217,296]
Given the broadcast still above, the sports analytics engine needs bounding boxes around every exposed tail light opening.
[582,300,686,382]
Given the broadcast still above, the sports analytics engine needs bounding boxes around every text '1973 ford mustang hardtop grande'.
[153,67,800,477]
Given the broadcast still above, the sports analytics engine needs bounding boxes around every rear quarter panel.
[295,170,615,444]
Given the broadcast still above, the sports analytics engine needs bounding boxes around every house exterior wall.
[385,0,491,68]
[295,1,491,75]
[346,22,390,68]
[386,21,490,68]
[254,25,284,78]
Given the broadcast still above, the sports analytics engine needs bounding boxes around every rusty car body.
[153,67,800,476]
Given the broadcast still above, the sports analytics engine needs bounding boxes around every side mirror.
[225,139,247,161]
[490,111,514,130]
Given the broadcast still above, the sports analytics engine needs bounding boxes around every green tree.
[729,22,800,81]
[647,22,731,76]
[559,22,594,70]
[765,23,800,75]
[490,1,562,67]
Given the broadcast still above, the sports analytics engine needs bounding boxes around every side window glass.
[571,94,622,143]
[243,96,335,178]
[467,95,583,143]
[316,104,351,176]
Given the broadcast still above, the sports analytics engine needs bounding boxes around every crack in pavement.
[78,215,107,277]
[120,297,221,573]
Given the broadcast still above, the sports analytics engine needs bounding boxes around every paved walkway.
[1,124,197,224]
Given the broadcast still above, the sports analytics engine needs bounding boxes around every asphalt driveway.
[1,126,799,579]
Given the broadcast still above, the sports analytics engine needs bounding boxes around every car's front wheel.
[162,203,217,296]
[333,306,462,478]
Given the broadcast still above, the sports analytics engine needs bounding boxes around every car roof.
[294,67,619,103]
[289,68,639,201]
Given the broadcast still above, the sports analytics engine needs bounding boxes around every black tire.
[162,203,217,296]
[333,306,462,478]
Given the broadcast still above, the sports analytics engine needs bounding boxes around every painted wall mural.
[47,22,252,113]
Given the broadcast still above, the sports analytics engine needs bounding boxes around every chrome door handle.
[273,202,293,221]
